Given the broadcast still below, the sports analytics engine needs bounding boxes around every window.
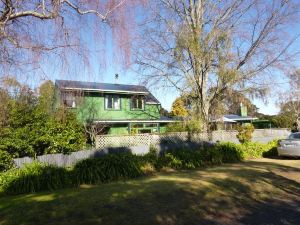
[289,133,300,139]
[139,129,152,134]
[105,95,120,110]
[62,92,77,108]
[132,123,144,128]
[145,123,158,128]
[131,96,144,110]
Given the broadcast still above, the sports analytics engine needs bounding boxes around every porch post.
[128,122,131,134]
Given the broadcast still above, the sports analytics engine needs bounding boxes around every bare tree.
[135,0,300,132]
[83,122,109,147]
[0,0,144,77]
[279,69,300,131]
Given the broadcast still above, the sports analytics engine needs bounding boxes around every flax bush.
[73,153,144,185]
[0,162,72,195]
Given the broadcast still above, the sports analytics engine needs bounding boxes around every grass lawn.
[0,158,299,225]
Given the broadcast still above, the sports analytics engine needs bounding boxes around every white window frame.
[131,96,144,110]
[105,95,120,110]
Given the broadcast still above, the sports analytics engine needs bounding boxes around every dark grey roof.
[145,93,160,104]
[55,80,160,104]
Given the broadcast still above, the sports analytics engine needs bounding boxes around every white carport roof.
[211,116,237,123]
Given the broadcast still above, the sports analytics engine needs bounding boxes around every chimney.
[240,102,248,117]
[115,73,119,84]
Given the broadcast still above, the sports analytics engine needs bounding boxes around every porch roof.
[92,117,177,124]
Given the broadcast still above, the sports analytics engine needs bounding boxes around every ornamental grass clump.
[0,162,72,195]
[73,153,144,185]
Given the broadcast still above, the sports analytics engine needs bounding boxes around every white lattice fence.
[96,129,290,149]
[97,134,153,148]
[96,132,210,149]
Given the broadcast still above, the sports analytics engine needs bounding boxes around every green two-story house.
[55,80,174,135]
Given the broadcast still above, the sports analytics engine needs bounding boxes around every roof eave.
[93,119,177,124]
[60,87,149,95]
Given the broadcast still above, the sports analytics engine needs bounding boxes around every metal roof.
[55,80,160,104]
[224,114,258,121]
[211,116,237,123]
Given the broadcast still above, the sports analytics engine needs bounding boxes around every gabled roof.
[55,80,160,104]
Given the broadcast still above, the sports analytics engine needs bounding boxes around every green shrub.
[143,145,159,165]
[216,140,279,160]
[0,162,72,194]
[262,140,279,157]
[140,162,156,175]
[0,150,15,172]
[166,120,202,133]
[166,122,187,133]
[240,142,265,158]
[155,147,222,170]
[214,142,244,163]
[240,140,279,159]
[0,107,86,158]
[236,124,255,143]
[197,147,223,165]
[73,153,144,185]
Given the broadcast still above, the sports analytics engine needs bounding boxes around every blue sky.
[42,59,280,115]
[37,43,293,116]
[29,4,300,116]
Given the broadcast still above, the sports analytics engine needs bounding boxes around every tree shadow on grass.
[0,161,299,225]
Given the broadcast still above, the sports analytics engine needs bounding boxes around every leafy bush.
[0,162,72,194]
[236,124,255,143]
[154,147,222,170]
[165,120,202,133]
[214,142,244,163]
[0,110,86,158]
[166,122,187,133]
[262,140,279,157]
[239,142,265,158]
[0,79,86,158]
[73,153,144,185]
[216,140,279,160]
[0,150,15,172]
[140,162,156,175]
[144,145,159,161]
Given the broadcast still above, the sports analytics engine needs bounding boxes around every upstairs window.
[62,92,77,108]
[131,96,144,110]
[105,95,120,110]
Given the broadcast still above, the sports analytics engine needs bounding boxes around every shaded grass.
[0,159,299,225]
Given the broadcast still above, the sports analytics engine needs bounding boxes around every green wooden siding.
[75,94,161,122]
[159,124,168,133]
[54,89,171,134]
[108,125,129,135]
